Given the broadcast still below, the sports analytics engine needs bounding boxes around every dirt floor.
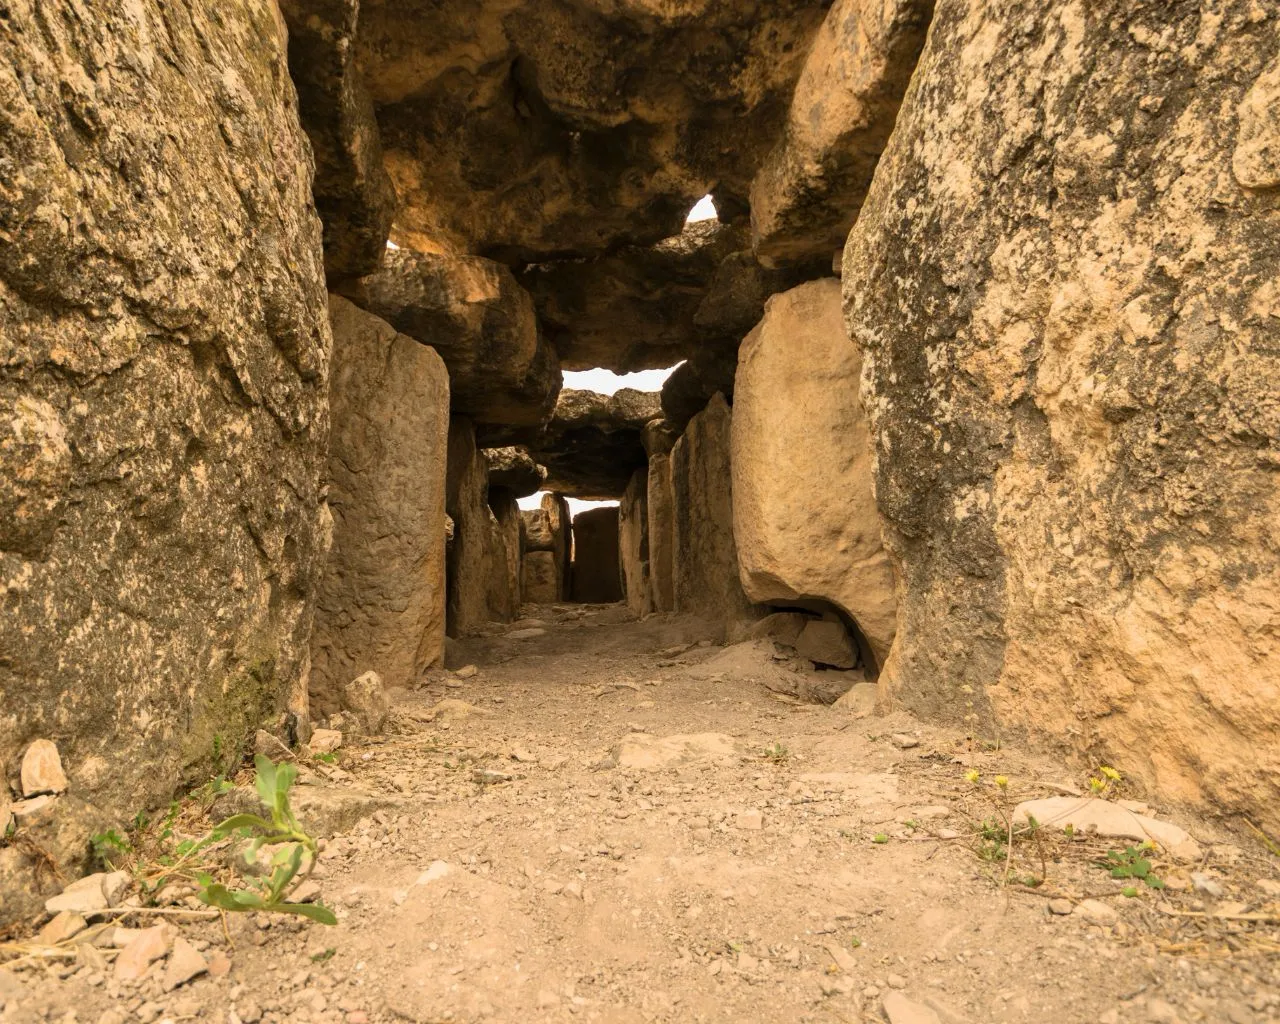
[3,605,1279,1024]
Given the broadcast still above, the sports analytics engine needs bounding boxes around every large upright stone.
[619,470,652,617]
[671,395,759,637]
[750,0,933,266]
[338,250,561,426]
[522,552,560,605]
[647,455,677,613]
[486,490,522,624]
[310,298,449,712]
[571,508,623,604]
[544,493,573,601]
[843,0,1280,828]
[732,280,897,666]
[445,419,493,636]
[0,0,331,896]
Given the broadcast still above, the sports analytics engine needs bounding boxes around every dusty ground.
[4,606,1279,1024]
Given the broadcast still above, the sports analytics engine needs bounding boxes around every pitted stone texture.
[485,448,546,499]
[445,418,495,637]
[357,0,832,260]
[311,298,449,711]
[732,280,896,666]
[279,0,396,281]
[842,0,1280,828]
[619,470,652,617]
[544,493,573,602]
[671,395,760,638]
[338,250,561,426]
[522,551,560,605]
[647,454,676,613]
[487,490,523,624]
[0,0,331,879]
[749,0,933,266]
[571,507,623,605]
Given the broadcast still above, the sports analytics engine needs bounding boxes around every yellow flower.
[1099,765,1122,782]
[964,769,981,784]
[994,775,1009,789]
[1088,777,1107,793]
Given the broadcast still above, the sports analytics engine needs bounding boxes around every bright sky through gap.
[562,363,682,395]
[685,194,718,223]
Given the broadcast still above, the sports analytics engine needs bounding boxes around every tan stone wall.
[843,0,1280,827]
[619,469,653,617]
[571,507,623,604]
[311,297,449,712]
[445,418,493,636]
[647,455,676,613]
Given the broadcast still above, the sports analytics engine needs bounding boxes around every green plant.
[761,742,790,763]
[91,829,134,869]
[196,755,336,924]
[313,752,338,765]
[1100,845,1165,889]
[871,833,890,844]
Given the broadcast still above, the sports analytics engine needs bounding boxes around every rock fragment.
[20,740,68,797]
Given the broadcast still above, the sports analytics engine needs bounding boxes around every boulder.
[749,612,815,648]
[485,448,546,498]
[571,508,623,604]
[337,250,561,426]
[794,620,858,670]
[544,493,573,602]
[619,470,653,617]
[842,0,1280,828]
[355,0,833,259]
[522,508,555,552]
[20,739,67,797]
[342,671,391,736]
[310,297,450,712]
[519,222,743,371]
[278,0,396,281]
[0,0,330,882]
[750,0,933,266]
[486,489,523,624]
[646,455,677,613]
[522,551,560,605]
[671,394,760,637]
[484,390,661,499]
[445,418,494,636]
[660,345,740,434]
[641,420,680,459]
[731,279,897,666]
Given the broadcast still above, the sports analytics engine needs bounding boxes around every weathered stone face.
[670,394,760,637]
[619,470,653,617]
[485,390,661,499]
[310,298,449,713]
[445,418,494,636]
[522,550,560,605]
[749,0,933,267]
[571,507,623,604]
[487,489,523,623]
[485,447,547,498]
[732,280,897,667]
[279,0,397,282]
[543,492,573,601]
[337,249,561,425]
[0,0,331,882]
[647,454,677,613]
[355,0,832,260]
[843,0,1280,828]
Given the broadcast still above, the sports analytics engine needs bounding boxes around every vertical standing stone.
[619,469,652,617]
[571,507,623,604]
[671,394,759,637]
[486,489,522,623]
[731,279,897,667]
[311,297,450,711]
[647,455,676,612]
[445,418,492,636]
[543,492,573,601]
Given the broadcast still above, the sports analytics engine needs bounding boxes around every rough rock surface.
[842,0,1280,827]
[486,490,523,624]
[0,0,331,854]
[445,419,493,636]
[311,298,449,711]
[521,551,560,605]
[337,250,561,425]
[356,0,832,259]
[521,508,555,553]
[520,222,741,371]
[571,508,623,605]
[647,454,677,613]
[487,391,661,499]
[543,493,573,602]
[619,470,652,618]
[671,395,760,637]
[750,0,933,266]
[485,448,546,498]
[279,0,396,281]
[661,346,740,434]
[732,280,897,666]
